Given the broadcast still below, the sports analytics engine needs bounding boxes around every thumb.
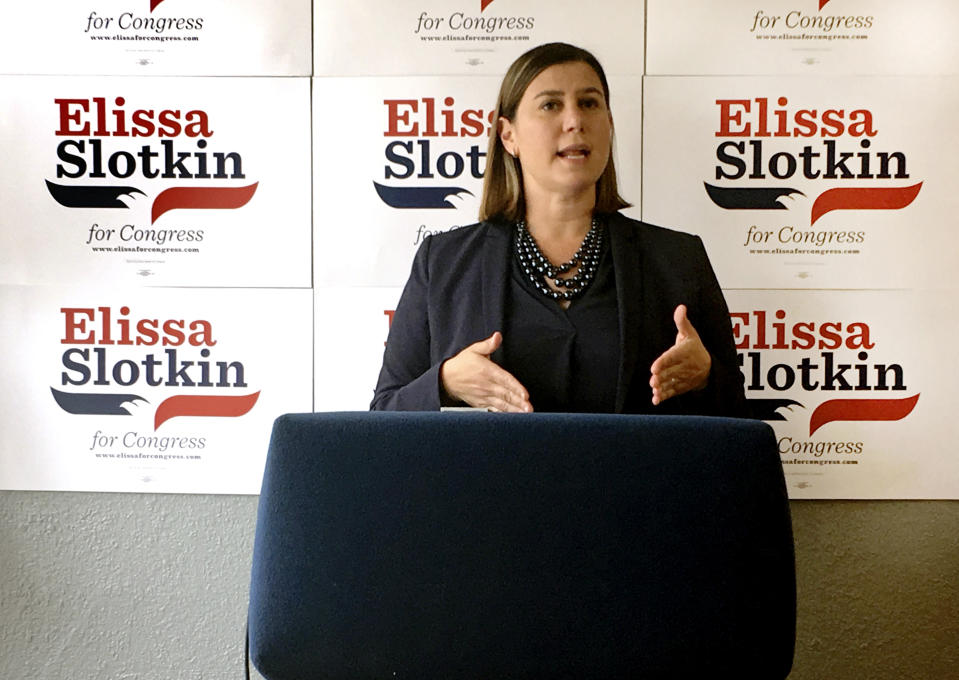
[475,331,503,356]
[673,304,697,340]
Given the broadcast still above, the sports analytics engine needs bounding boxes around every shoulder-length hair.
[479,42,632,223]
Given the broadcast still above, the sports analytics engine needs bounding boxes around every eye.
[540,99,560,111]
[580,97,602,109]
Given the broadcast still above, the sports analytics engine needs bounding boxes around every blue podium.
[248,412,795,679]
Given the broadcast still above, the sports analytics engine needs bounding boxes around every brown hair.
[479,42,631,222]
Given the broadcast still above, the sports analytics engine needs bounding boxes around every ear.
[498,116,516,157]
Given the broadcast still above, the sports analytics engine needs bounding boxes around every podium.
[248,412,795,679]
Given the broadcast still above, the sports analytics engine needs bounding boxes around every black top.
[502,231,620,413]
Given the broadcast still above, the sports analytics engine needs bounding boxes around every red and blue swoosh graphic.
[46,181,258,223]
[705,182,922,225]
[748,393,920,435]
[51,387,260,430]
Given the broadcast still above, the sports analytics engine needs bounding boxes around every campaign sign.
[312,75,642,288]
[726,288,958,499]
[0,75,311,288]
[642,76,958,291]
[647,0,959,75]
[0,285,313,494]
[0,0,311,76]
[313,0,644,76]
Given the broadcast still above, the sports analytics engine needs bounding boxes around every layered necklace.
[514,217,605,302]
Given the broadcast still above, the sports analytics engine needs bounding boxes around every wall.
[2,491,957,679]
[790,501,959,678]
[1,492,256,680]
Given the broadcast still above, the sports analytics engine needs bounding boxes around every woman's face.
[499,61,612,206]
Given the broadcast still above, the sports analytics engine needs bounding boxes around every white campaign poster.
[727,289,959,499]
[0,0,311,76]
[647,0,959,75]
[312,74,643,288]
[0,75,312,288]
[314,286,403,412]
[0,285,313,494]
[641,74,959,498]
[313,0,644,77]
[642,76,959,291]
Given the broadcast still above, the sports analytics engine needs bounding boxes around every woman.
[371,42,746,416]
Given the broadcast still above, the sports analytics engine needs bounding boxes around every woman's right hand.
[440,332,533,412]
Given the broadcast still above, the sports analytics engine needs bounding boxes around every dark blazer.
[371,212,746,416]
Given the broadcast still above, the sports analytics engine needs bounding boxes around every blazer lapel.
[609,214,644,413]
[481,222,512,364]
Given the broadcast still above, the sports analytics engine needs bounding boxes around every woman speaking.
[371,42,746,416]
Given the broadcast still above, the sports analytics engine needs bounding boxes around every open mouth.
[557,145,590,159]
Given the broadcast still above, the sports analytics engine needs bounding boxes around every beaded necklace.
[514,217,604,302]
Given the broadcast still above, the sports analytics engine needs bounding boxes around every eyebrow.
[533,87,604,99]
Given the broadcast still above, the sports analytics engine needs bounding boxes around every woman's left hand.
[649,304,712,405]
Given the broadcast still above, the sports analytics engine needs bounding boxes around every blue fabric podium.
[248,412,794,679]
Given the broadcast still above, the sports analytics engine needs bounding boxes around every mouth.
[556,144,590,159]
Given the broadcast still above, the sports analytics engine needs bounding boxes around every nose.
[563,104,584,132]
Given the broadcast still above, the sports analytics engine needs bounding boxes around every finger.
[651,353,710,404]
[487,393,533,413]
[652,351,701,386]
[476,377,530,412]
[651,373,679,396]
[486,366,532,411]
[458,357,530,410]
[650,343,689,376]
[649,371,676,391]
[650,349,685,403]
[651,376,682,405]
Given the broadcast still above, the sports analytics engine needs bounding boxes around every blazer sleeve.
[370,237,444,411]
[691,237,748,418]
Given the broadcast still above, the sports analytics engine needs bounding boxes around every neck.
[524,191,596,245]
